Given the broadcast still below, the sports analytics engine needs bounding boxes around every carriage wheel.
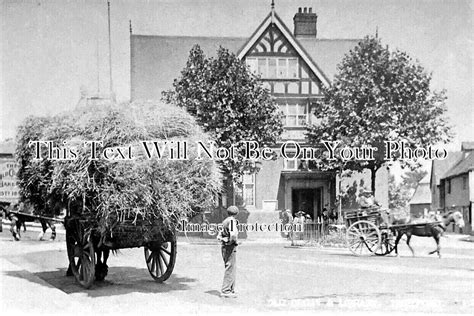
[66,220,96,288]
[375,230,396,256]
[346,220,381,256]
[144,234,177,282]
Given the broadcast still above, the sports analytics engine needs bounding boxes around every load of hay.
[16,101,221,245]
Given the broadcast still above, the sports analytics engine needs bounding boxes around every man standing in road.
[217,205,239,298]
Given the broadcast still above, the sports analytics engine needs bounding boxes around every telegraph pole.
[107,0,115,101]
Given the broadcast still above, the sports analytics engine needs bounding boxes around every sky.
[1,0,472,152]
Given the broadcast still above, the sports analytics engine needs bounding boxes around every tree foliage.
[401,168,428,190]
[163,45,284,182]
[388,168,428,211]
[388,175,411,210]
[307,36,452,192]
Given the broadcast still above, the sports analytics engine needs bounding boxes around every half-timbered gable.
[237,13,329,140]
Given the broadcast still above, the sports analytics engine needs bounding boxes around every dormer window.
[247,57,299,79]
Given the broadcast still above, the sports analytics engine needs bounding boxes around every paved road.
[0,226,473,315]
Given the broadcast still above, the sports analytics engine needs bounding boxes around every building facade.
[130,6,389,220]
[409,174,431,218]
[0,142,20,204]
[437,142,474,235]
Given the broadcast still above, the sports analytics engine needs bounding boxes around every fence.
[290,219,346,246]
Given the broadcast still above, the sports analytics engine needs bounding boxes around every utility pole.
[107,0,115,101]
[96,35,100,96]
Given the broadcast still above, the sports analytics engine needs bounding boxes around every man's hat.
[227,205,239,215]
[361,189,373,195]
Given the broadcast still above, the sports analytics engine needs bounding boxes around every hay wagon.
[64,210,177,289]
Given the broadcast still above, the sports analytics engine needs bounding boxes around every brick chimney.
[293,7,317,38]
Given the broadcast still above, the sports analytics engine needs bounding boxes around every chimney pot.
[293,7,318,38]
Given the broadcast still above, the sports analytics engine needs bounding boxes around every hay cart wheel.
[144,233,177,282]
[346,220,381,256]
[375,229,396,256]
[66,220,96,288]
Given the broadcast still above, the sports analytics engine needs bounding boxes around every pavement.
[0,222,473,315]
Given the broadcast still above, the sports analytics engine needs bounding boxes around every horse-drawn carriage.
[344,206,465,257]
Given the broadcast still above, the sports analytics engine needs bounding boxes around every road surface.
[1,225,473,315]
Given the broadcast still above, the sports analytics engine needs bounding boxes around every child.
[217,205,239,298]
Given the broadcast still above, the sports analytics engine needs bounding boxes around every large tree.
[163,45,283,182]
[307,36,452,192]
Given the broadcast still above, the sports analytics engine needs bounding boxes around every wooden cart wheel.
[144,234,177,282]
[66,220,96,288]
[375,230,396,256]
[346,220,381,256]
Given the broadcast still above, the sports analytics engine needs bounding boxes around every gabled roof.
[130,13,360,101]
[237,12,331,87]
[430,152,463,186]
[442,152,474,179]
[409,182,431,205]
[419,173,430,184]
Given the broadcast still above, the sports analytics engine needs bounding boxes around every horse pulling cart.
[64,210,177,289]
[344,207,450,257]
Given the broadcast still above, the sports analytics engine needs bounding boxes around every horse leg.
[16,219,22,239]
[38,220,47,241]
[49,222,56,241]
[406,233,415,257]
[10,218,20,241]
[95,249,109,281]
[435,234,441,258]
[102,249,110,276]
[428,233,442,258]
[393,231,403,256]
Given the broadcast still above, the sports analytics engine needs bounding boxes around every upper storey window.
[247,57,298,79]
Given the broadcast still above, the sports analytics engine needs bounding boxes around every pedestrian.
[217,205,239,298]
[281,209,293,240]
[292,211,306,245]
[357,189,379,209]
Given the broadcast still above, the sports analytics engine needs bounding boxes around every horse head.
[449,211,465,228]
